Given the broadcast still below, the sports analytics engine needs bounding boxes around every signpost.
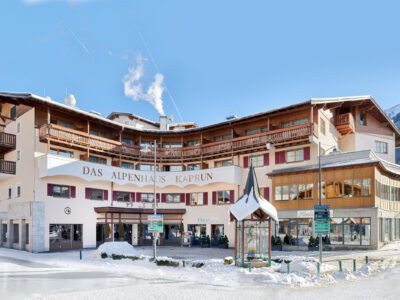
[314,205,330,234]
[148,214,163,232]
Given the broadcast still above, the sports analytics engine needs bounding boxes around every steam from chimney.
[123,54,166,116]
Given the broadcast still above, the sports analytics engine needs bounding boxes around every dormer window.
[360,113,367,126]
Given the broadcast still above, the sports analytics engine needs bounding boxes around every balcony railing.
[39,123,313,162]
[0,132,16,150]
[335,113,355,134]
[0,159,16,175]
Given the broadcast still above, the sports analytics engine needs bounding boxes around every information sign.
[148,214,163,232]
[314,205,330,234]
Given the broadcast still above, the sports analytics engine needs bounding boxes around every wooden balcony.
[0,132,16,154]
[0,159,16,175]
[39,123,313,163]
[335,113,355,135]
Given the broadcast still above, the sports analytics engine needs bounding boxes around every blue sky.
[1,0,400,126]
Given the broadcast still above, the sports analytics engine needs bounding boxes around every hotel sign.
[39,155,242,188]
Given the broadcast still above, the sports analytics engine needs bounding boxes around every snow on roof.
[230,164,278,221]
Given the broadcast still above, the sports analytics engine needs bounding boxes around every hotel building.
[0,92,399,252]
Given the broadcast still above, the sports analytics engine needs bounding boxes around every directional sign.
[314,205,330,234]
[148,214,163,232]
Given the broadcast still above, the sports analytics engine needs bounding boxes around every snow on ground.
[2,243,400,299]
[94,242,142,257]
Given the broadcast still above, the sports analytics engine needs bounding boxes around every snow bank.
[95,242,142,257]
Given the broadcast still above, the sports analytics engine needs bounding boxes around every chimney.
[160,115,167,131]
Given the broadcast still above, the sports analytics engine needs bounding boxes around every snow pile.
[95,242,142,257]
[381,241,400,250]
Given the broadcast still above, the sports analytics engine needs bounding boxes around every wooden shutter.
[131,192,136,202]
[156,193,160,202]
[203,192,208,205]
[230,190,235,204]
[304,146,310,161]
[103,190,108,201]
[185,193,191,206]
[180,193,185,203]
[112,191,118,201]
[70,186,76,198]
[280,151,286,163]
[136,192,141,202]
[275,152,280,164]
[47,184,53,196]
[243,156,249,168]
[264,187,270,201]
[85,188,91,199]
[276,151,286,164]
[161,194,167,203]
[212,191,217,205]
[263,153,269,166]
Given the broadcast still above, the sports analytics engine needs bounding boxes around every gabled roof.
[230,164,278,221]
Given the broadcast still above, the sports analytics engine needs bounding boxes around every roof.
[230,164,278,221]
[268,149,400,177]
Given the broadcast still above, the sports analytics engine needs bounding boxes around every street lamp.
[318,142,338,264]
[140,139,158,260]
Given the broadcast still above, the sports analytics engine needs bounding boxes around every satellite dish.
[168,115,174,123]
[64,94,76,107]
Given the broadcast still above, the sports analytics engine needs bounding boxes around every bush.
[275,236,282,246]
[156,260,179,267]
[271,235,276,246]
[218,235,229,246]
[192,262,204,268]
[118,222,125,239]
[308,236,319,248]
[101,252,108,259]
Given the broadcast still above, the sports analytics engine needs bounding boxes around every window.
[140,141,151,148]
[375,141,388,154]
[217,190,230,205]
[191,192,204,205]
[25,224,29,245]
[360,112,367,125]
[286,149,304,163]
[275,186,282,201]
[215,134,233,142]
[16,150,21,161]
[117,192,130,202]
[187,140,200,147]
[90,189,104,200]
[330,217,371,246]
[215,159,232,168]
[362,178,371,196]
[89,156,106,165]
[141,193,155,202]
[245,128,259,136]
[283,118,309,128]
[171,165,183,171]
[50,148,74,158]
[290,184,297,200]
[10,105,16,119]
[53,185,70,198]
[59,120,74,129]
[13,224,19,244]
[306,184,313,199]
[298,184,306,200]
[121,162,134,169]
[353,179,361,196]
[16,185,21,198]
[326,182,342,198]
[187,164,200,171]
[166,194,181,203]
[249,155,264,167]
[320,118,326,135]
[344,180,352,197]
[17,122,21,134]
[2,224,7,242]
[162,142,182,148]
[282,185,289,200]
[122,138,134,145]
[139,164,156,171]
[261,127,268,133]
[8,187,12,199]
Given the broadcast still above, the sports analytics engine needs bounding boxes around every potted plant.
[308,236,319,251]
[218,235,229,249]
[201,235,211,248]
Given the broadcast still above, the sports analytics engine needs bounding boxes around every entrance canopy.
[230,164,278,222]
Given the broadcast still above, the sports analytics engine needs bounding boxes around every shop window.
[191,192,204,206]
[117,192,130,202]
[2,224,7,242]
[166,194,181,203]
[121,162,134,169]
[360,113,367,125]
[277,218,312,246]
[26,224,29,244]
[211,225,224,242]
[217,190,230,205]
[89,156,106,165]
[73,224,83,242]
[384,218,392,242]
